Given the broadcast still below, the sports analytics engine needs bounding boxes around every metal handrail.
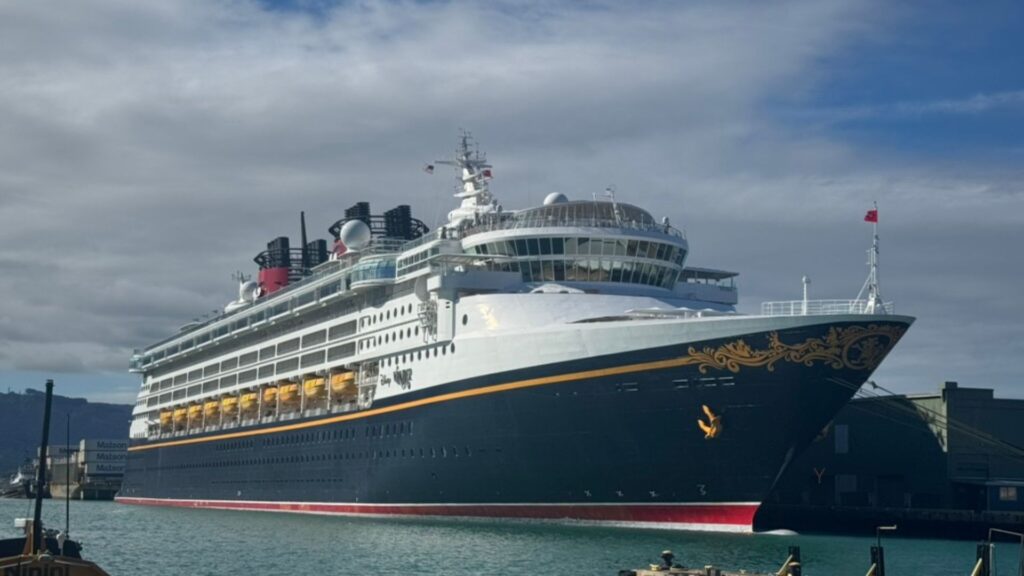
[761,299,895,316]
[459,215,685,239]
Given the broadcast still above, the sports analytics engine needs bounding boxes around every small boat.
[0,379,111,575]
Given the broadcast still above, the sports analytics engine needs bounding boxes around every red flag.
[864,209,878,223]
[482,168,492,178]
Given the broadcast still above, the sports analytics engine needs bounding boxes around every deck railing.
[760,299,895,316]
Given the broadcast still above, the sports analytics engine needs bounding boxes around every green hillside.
[0,389,131,474]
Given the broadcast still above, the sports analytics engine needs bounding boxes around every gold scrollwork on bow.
[679,324,907,374]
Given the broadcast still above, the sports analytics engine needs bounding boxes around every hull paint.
[120,319,910,532]
[115,497,759,532]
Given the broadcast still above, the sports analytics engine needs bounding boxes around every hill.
[0,388,132,474]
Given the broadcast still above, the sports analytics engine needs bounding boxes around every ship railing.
[760,299,895,316]
[459,215,685,240]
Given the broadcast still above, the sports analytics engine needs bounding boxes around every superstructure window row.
[491,258,680,288]
[468,236,685,264]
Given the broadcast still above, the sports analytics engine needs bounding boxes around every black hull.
[119,319,910,531]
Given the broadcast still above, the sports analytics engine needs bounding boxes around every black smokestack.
[300,211,309,274]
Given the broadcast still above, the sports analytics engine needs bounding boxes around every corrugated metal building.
[760,381,1024,532]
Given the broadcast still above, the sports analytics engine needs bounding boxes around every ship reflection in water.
[3,499,1022,576]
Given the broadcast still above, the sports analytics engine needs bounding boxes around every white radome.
[340,219,372,251]
[543,192,568,205]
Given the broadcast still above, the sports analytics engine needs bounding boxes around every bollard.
[870,545,886,576]
[788,546,802,576]
[970,543,991,576]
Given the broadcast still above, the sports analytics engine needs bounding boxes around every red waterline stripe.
[116,497,757,527]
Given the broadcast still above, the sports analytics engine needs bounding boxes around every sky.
[0,0,1022,404]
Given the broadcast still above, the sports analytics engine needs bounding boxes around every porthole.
[451,343,456,354]
[462,314,468,326]
[417,351,422,360]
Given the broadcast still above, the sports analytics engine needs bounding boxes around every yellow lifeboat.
[330,372,356,398]
[159,410,173,430]
[204,400,220,419]
[279,382,300,405]
[172,407,187,426]
[221,395,238,418]
[303,377,326,400]
[187,404,203,428]
[261,385,278,406]
[240,392,258,414]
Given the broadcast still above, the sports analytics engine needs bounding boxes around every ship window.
[450,343,455,354]
[301,351,325,368]
[539,237,551,255]
[259,346,275,361]
[417,351,422,360]
[221,357,239,371]
[203,363,220,377]
[462,314,468,326]
[835,424,849,454]
[302,330,326,348]
[258,365,274,379]
[999,487,1018,501]
[441,346,446,356]
[277,338,300,355]
[331,340,360,358]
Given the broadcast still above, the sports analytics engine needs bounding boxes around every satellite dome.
[543,192,569,206]
[339,220,371,251]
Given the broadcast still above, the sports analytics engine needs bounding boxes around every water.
[2,499,1020,575]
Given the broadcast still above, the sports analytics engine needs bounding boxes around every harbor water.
[1,499,1019,575]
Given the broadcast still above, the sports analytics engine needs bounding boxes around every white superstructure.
[127,135,881,442]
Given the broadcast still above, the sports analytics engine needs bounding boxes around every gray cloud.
[1,0,1021,402]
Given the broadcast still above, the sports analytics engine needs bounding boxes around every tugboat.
[0,379,110,575]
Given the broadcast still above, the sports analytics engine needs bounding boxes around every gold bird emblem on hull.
[697,404,722,439]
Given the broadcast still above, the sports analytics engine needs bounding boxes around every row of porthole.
[362,302,416,327]
[213,423,408,452]
[211,477,344,485]
[146,445,476,471]
[383,343,455,368]
[383,325,419,344]
[358,324,421,351]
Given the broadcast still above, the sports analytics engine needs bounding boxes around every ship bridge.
[459,200,689,290]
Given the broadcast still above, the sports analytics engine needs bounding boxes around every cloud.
[0,0,1021,401]
[787,89,1024,124]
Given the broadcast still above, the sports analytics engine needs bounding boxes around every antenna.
[65,412,70,549]
[855,201,885,313]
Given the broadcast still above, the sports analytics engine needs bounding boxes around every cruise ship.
[118,135,913,532]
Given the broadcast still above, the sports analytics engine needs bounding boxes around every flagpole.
[870,200,883,313]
